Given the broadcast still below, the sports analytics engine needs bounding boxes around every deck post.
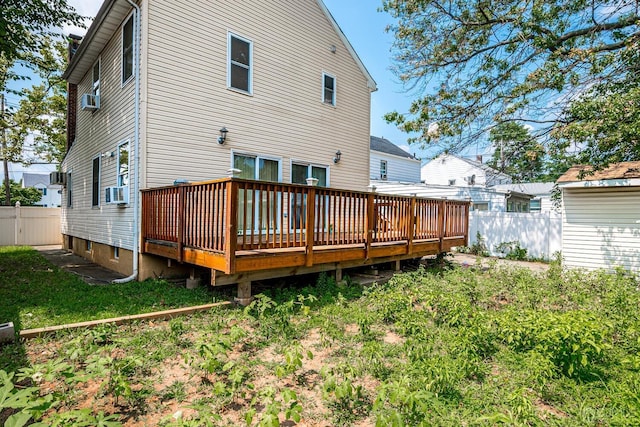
[177,185,186,263]
[335,266,343,282]
[394,260,401,272]
[464,202,470,246]
[365,193,375,259]
[224,180,238,274]
[407,197,416,255]
[305,187,316,267]
[438,200,446,253]
[236,280,252,306]
[140,192,147,254]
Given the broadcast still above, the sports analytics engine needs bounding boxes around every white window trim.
[92,154,101,208]
[230,151,282,182]
[321,72,336,106]
[92,57,101,97]
[379,160,388,179]
[290,159,331,187]
[227,32,253,95]
[121,12,135,87]
[117,140,130,187]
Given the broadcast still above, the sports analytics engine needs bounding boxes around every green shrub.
[497,309,611,378]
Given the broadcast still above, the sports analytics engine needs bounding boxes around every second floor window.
[228,33,252,93]
[122,15,134,84]
[92,59,100,97]
[323,73,336,105]
[380,160,387,179]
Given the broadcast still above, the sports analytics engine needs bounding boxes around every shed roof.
[370,136,415,159]
[557,161,640,183]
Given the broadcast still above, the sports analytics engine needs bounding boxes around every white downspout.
[113,0,141,283]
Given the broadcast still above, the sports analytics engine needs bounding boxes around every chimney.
[66,34,83,151]
[476,154,483,163]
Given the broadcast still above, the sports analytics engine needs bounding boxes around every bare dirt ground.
[450,253,550,274]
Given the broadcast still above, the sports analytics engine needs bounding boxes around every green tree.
[0,179,43,206]
[1,38,68,205]
[0,0,81,65]
[382,0,640,167]
[487,122,546,182]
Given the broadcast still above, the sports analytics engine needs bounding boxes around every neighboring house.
[369,136,421,182]
[59,0,471,296]
[421,153,512,187]
[22,173,62,207]
[371,180,532,212]
[557,161,640,273]
[491,182,556,212]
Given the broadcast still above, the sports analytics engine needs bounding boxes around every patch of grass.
[0,246,218,330]
[2,259,640,425]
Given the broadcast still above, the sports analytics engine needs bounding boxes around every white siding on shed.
[562,187,640,272]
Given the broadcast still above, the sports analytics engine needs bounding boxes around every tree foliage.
[0,179,43,206]
[382,0,640,168]
[0,0,81,65]
[1,38,69,204]
[487,122,546,182]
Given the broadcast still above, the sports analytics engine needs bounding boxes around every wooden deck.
[141,178,470,288]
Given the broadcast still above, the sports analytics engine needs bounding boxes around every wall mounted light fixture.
[217,127,228,145]
[333,150,341,163]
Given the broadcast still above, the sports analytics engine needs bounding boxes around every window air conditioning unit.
[105,186,129,204]
[49,171,67,186]
[80,93,100,111]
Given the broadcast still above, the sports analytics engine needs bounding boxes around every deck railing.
[141,178,470,271]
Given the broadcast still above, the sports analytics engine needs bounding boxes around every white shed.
[557,162,640,272]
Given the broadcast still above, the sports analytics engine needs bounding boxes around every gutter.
[113,0,140,283]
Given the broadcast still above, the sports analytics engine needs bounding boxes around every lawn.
[0,246,218,331]
[2,257,640,426]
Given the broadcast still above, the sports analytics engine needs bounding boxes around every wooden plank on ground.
[20,302,232,339]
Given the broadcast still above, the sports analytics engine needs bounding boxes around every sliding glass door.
[234,154,280,233]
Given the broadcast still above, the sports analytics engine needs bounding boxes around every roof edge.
[316,0,377,92]
[62,0,119,81]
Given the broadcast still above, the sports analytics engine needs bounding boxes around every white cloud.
[64,0,102,36]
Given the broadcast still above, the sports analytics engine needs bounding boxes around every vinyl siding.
[562,187,640,272]
[371,181,507,211]
[61,9,136,250]
[421,155,488,186]
[144,0,371,191]
[421,154,511,187]
[370,151,421,183]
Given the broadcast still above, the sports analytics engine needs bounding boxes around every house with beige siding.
[60,0,472,298]
[61,0,377,279]
[557,161,640,272]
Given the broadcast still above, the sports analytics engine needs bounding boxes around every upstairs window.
[380,160,387,180]
[92,59,100,97]
[323,73,336,105]
[122,15,134,84]
[228,33,252,93]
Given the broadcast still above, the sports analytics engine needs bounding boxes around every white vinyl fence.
[0,205,62,246]
[468,211,562,260]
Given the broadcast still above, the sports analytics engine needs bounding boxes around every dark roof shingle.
[370,136,415,159]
